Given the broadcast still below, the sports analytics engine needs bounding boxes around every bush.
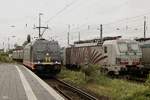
[0,53,12,63]
[81,64,101,83]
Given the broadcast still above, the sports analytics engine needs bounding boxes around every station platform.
[0,63,64,100]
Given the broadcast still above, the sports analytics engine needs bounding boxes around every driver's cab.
[102,39,142,69]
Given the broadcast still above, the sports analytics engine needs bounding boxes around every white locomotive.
[64,37,142,75]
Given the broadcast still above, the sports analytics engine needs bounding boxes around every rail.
[44,78,100,100]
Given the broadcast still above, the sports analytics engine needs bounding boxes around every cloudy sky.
[0,0,150,49]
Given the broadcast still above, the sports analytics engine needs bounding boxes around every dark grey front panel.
[32,39,61,62]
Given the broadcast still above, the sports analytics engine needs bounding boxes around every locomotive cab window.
[104,46,107,53]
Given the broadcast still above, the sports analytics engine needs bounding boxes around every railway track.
[44,78,104,100]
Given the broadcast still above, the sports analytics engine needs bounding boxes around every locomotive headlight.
[46,53,49,56]
[55,61,58,64]
[38,61,41,64]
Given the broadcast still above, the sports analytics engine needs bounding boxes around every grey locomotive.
[12,49,23,62]
[135,38,150,65]
[13,38,62,75]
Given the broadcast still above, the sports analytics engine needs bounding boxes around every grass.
[58,67,150,100]
[58,69,87,85]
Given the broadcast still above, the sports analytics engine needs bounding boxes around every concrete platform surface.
[0,63,64,100]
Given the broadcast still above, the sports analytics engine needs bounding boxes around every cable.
[103,10,150,26]
[44,0,80,24]
[47,1,150,42]
[46,0,128,34]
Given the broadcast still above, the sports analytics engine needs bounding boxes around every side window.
[104,46,107,53]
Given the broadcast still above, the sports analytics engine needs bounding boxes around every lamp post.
[7,35,16,51]
[8,25,16,51]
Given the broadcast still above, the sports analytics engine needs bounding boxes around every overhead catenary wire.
[74,14,150,33]
[45,1,150,45]
[44,0,80,24]
[44,0,129,37]
[103,11,150,26]
[44,0,129,35]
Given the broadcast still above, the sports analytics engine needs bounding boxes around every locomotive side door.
[106,45,112,65]
[103,44,114,65]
